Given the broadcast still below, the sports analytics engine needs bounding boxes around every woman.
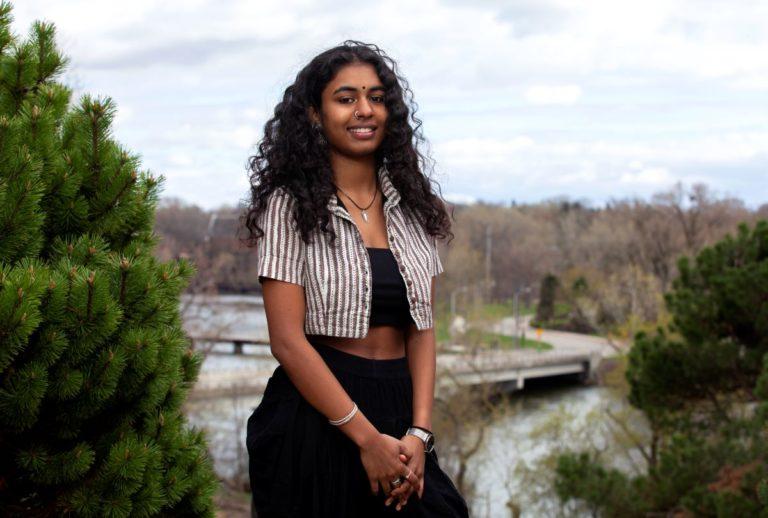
[242,40,469,517]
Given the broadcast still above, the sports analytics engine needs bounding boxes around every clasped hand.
[359,433,426,511]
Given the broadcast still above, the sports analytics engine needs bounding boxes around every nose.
[355,97,374,117]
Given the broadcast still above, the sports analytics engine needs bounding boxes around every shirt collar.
[327,164,401,217]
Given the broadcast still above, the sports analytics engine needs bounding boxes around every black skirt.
[246,341,470,517]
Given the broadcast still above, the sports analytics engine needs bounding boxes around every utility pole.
[485,224,492,301]
[514,285,532,347]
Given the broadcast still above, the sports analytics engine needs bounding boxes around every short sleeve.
[255,188,306,286]
[431,236,444,277]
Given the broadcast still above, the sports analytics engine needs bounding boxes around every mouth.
[347,125,377,139]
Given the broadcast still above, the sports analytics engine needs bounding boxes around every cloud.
[443,192,478,205]
[436,132,768,172]
[524,85,582,105]
[619,165,673,185]
[9,0,767,210]
[431,132,768,208]
[435,136,536,166]
[81,37,266,70]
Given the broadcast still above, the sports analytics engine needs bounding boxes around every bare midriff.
[312,192,408,360]
[306,325,406,360]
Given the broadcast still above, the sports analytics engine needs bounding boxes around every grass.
[473,298,537,320]
[462,327,553,352]
[444,328,552,351]
[435,298,534,326]
[434,299,547,350]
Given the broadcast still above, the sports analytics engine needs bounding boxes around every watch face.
[425,434,435,453]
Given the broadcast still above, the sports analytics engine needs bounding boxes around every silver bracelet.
[328,402,358,426]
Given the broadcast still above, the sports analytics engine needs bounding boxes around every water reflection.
[185,371,647,517]
[181,295,648,517]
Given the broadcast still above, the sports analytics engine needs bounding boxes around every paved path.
[190,316,629,399]
[486,315,628,359]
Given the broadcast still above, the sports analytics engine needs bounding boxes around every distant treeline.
[154,182,767,336]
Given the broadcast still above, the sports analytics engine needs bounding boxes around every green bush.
[0,3,217,515]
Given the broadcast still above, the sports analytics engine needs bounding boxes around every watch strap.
[406,426,434,452]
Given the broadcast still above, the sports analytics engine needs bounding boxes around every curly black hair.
[241,40,453,247]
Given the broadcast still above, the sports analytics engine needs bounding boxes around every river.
[181,295,649,517]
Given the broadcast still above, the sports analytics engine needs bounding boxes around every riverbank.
[189,306,636,516]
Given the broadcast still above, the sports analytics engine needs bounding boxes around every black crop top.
[366,247,415,328]
[337,197,415,328]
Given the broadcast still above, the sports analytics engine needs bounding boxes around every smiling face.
[309,62,388,159]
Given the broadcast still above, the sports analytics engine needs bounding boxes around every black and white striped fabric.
[255,166,444,338]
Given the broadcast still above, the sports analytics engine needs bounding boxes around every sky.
[10,0,768,210]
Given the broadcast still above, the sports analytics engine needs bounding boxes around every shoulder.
[255,186,306,248]
[259,186,299,222]
[399,206,431,240]
[265,186,297,208]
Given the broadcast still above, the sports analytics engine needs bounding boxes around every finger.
[398,441,413,458]
[387,484,405,498]
[384,482,410,505]
[396,488,412,511]
[381,478,392,496]
[397,483,414,504]
[408,460,424,491]
[404,467,421,493]
[370,479,379,495]
[418,477,425,498]
[387,480,411,499]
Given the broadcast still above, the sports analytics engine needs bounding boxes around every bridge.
[187,334,604,400]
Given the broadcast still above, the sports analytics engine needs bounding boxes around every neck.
[329,152,378,197]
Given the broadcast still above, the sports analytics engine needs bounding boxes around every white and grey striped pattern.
[255,165,444,338]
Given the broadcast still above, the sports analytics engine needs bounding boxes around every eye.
[371,95,385,103]
[338,97,355,104]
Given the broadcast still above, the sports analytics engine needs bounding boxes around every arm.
[387,276,437,507]
[255,189,378,445]
[404,275,437,430]
[261,278,419,496]
[406,235,443,427]
[261,278,379,447]
[254,189,418,496]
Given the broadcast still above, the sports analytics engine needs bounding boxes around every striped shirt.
[255,165,444,338]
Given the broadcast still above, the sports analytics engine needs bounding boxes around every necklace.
[335,183,378,223]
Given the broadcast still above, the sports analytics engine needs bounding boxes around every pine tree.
[0,3,217,515]
[553,220,768,516]
[534,273,559,324]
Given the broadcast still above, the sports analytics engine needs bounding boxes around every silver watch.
[406,426,435,453]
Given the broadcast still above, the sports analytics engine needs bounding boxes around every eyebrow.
[332,85,386,95]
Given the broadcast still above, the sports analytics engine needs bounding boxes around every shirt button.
[389,235,394,242]
[406,279,413,286]
[363,285,369,292]
[410,297,417,304]
[394,250,401,258]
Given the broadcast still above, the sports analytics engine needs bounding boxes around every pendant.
[361,210,369,223]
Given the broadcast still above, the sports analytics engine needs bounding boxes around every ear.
[307,106,320,125]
